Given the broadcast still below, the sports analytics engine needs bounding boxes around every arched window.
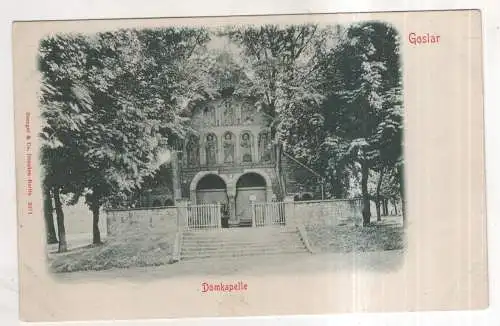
[205,133,218,165]
[186,135,200,166]
[223,131,235,163]
[240,132,253,163]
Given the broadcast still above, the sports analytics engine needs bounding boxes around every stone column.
[253,132,259,163]
[235,134,240,164]
[284,196,296,230]
[218,131,224,164]
[190,189,196,205]
[266,188,274,202]
[175,198,190,231]
[200,137,206,166]
[227,195,236,224]
[226,184,237,225]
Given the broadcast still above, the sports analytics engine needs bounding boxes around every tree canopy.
[39,27,213,247]
[39,21,405,251]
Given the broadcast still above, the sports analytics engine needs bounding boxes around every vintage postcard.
[12,10,487,322]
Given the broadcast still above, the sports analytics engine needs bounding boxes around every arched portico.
[229,169,273,200]
[189,171,230,205]
[232,170,274,225]
[188,169,274,226]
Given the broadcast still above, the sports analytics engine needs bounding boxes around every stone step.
[181,244,306,256]
[182,242,305,248]
[182,242,306,251]
[183,230,294,235]
[182,240,300,247]
[182,237,297,242]
[182,234,298,241]
[181,247,307,260]
[183,229,295,237]
[183,227,292,234]
[179,228,308,261]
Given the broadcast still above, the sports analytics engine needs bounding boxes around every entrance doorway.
[195,174,228,207]
[195,174,229,228]
[235,172,267,225]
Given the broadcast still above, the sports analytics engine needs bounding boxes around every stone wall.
[289,199,363,227]
[60,200,107,235]
[106,206,179,236]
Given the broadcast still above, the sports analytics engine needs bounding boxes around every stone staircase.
[237,218,253,227]
[180,227,309,260]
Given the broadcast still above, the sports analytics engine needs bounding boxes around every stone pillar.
[227,194,236,224]
[171,151,181,201]
[266,188,274,202]
[190,189,196,205]
[284,196,296,230]
[218,131,224,164]
[200,137,206,166]
[253,132,259,163]
[175,199,190,231]
[235,134,240,164]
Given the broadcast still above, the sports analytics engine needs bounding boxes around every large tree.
[272,22,403,224]
[223,24,338,197]
[39,28,213,246]
[39,34,95,251]
[328,22,403,226]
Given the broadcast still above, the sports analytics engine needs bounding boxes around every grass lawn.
[49,227,176,273]
[305,217,405,253]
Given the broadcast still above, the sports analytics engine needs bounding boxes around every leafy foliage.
[39,28,213,243]
[39,21,405,244]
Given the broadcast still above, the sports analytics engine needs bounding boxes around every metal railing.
[251,202,286,227]
[185,204,222,230]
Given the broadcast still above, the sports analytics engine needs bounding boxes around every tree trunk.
[398,165,406,226]
[53,187,67,253]
[92,203,102,245]
[43,187,58,244]
[382,199,388,216]
[375,168,385,222]
[375,200,381,222]
[361,162,371,226]
[392,199,398,215]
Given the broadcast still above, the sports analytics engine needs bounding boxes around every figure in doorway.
[220,203,230,228]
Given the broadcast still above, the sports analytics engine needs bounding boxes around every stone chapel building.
[131,50,324,227]
[134,93,324,227]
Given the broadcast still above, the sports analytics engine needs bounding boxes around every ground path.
[53,249,404,282]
